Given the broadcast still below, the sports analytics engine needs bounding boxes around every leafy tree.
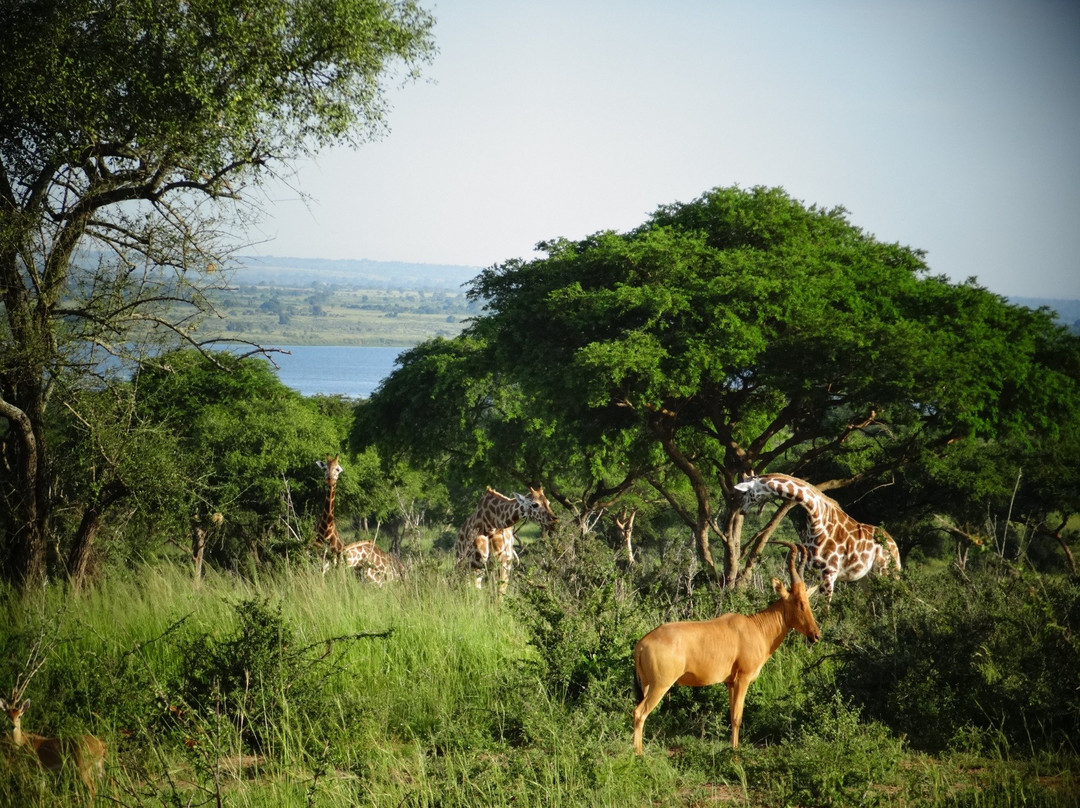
[0,0,435,584]
[373,186,1080,584]
[356,334,662,545]
[133,350,345,568]
[45,382,192,587]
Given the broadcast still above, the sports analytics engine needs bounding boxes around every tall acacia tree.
[0,0,435,584]
[464,186,1079,583]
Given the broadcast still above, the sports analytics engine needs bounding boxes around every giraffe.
[456,486,558,594]
[315,455,401,584]
[733,472,901,604]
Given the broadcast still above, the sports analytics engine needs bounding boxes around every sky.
[250,0,1080,300]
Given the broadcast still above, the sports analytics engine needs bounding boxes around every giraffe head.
[317,454,343,486]
[733,474,774,512]
[514,486,558,531]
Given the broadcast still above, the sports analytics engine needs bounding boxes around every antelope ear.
[316,461,327,470]
[806,585,820,598]
[19,699,29,711]
[772,577,788,596]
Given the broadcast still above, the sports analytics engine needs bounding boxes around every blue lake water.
[264,345,404,398]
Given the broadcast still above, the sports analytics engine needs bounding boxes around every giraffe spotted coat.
[316,455,401,584]
[456,486,557,594]
[734,472,901,603]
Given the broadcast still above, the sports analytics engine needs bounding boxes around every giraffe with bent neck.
[316,455,400,584]
[734,472,901,604]
[456,486,558,594]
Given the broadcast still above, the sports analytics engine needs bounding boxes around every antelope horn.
[770,540,802,583]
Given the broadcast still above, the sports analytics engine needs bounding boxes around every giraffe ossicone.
[315,454,401,584]
[734,472,901,603]
[456,485,558,594]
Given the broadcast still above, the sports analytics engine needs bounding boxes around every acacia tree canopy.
[0,0,435,584]
[458,186,1079,582]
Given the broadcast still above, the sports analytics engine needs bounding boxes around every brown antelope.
[1,696,107,798]
[632,542,820,754]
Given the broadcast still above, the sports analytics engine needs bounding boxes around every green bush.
[833,561,1080,753]
[755,694,904,808]
[170,596,335,754]
[513,533,648,709]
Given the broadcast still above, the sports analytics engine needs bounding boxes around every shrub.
[170,596,334,754]
[746,694,905,808]
[833,562,1080,753]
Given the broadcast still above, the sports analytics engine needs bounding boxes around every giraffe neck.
[486,493,528,529]
[761,475,837,542]
[318,482,343,552]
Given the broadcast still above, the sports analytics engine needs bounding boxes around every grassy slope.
[1,558,1076,807]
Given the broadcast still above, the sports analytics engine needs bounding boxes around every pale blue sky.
[252,0,1080,299]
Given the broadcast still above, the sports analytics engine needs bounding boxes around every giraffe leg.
[473,535,490,589]
[496,557,511,595]
[493,530,514,595]
[822,568,838,609]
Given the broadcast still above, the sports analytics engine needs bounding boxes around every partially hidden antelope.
[632,542,820,754]
[1,696,107,798]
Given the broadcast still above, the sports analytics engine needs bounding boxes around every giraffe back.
[343,540,402,584]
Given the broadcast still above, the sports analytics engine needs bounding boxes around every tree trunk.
[731,500,796,587]
[67,481,128,590]
[0,393,48,587]
[651,416,719,582]
[68,506,102,591]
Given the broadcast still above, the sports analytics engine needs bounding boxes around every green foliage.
[830,562,1080,753]
[0,0,436,586]
[41,382,193,569]
[134,349,345,563]
[0,0,435,164]
[512,534,648,708]
[364,184,1080,585]
[745,694,906,808]
[1,560,1079,807]
[162,595,370,764]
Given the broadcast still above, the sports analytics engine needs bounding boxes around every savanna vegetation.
[1,188,1077,806]
[2,2,1079,805]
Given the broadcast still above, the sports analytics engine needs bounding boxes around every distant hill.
[235,255,481,290]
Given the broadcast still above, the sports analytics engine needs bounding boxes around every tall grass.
[1,555,1077,806]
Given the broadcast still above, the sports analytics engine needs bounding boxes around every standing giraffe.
[315,455,401,584]
[456,486,558,594]
[733,472,901,604]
